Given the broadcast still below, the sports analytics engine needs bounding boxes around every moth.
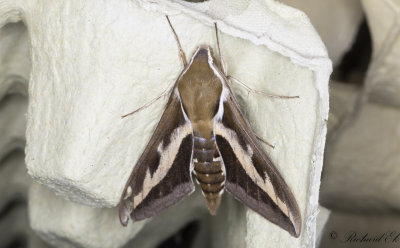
[119,16,301,237]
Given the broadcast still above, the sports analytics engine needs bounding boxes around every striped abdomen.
[193,135,225,214]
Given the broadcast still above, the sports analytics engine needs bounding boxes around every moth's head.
[191,45,216,66]
[177,44,223,128]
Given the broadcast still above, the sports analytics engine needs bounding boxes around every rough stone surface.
[321,0,400,213]
[326,81,361,137]
[0,94,26,159]
[0,22,29,98]
[280,0,364,66]
[0,19,49,248]
[315,206,331,248]
[362,0,400,108]
[0,0,331,247]
[29,182,206,248]
[322,102,400,211]
[0,151,28,247]
[317,1,400,247]
[0,150,29,210]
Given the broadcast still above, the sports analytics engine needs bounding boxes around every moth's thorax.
[176,46,226,214]
[178,46,223,140]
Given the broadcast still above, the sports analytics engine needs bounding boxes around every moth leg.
[255,134,275,149]
[166,15,187,67]
[121,86,173,118]
[214,22,228,76]
[227,75,300,99]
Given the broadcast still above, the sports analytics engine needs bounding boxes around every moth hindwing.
[119,17,301,238]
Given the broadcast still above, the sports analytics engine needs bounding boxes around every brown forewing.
[215,86,302,237]
[119,92,194,225]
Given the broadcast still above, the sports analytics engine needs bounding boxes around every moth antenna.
[255,134,275,149]
[227,75,300,99]
[214,22,228,75]
[166,15,187,66]
[121,86,172,118]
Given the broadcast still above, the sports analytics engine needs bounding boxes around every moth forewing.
[119,91,195,225]
[214,83,302,237]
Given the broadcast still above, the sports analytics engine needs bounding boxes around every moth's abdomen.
[193,136,225,215]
